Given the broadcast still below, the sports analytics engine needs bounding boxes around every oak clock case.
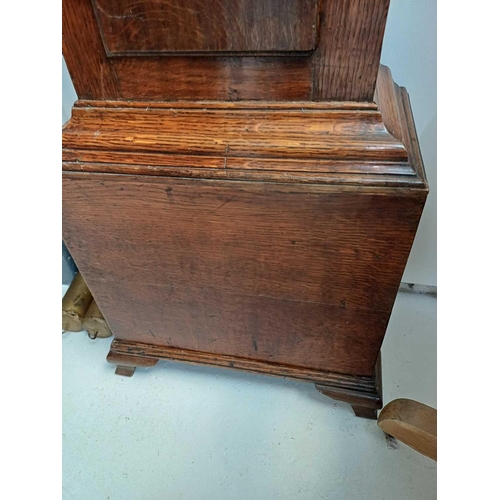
[62,0,428,420]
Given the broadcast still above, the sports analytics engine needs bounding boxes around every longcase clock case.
[62,0,428,419]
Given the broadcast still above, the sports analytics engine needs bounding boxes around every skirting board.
[398,282,437,296]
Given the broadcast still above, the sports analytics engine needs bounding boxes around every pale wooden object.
[377,398,437,461]
[62,272,93,332]
[82,299,113,339]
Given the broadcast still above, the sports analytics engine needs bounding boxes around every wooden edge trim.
[375,65,404,143]
[399,87,429,186]
[62,149,416,176]
[74,99,379,110]
[376,64,428,188]
[62,162,424,189]
[106,351,159,368]
[316,353,382,409]
[108,338,378,389]
[62,170,428,196]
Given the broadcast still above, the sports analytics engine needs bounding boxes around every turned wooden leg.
[107,345,158,377]
[315,353,383,420]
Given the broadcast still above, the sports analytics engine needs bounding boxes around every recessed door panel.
[92,0,319,55]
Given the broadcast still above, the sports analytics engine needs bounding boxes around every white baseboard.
[399,282,437,296]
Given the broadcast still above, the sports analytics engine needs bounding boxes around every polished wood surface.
[62,68,424,191]
[62,68,427,381]
[63,0,390,101]
[62,0,427,418]
[62,108,407,161]
[92,0,318,55]
[63,175,423,375]
[378,399,437,460]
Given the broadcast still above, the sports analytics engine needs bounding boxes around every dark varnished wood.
[62,67,424,192]
[316,353,382,419]
[63,0,390,102]
[62,164,424,189]
[351,406,378,420]
[115,57,313,101]
[311,0,390,101]
[63,68,427,399]
[63,174,424,376]
[62,0,426,418]
[62,0,118,99]
[92,0,319,56]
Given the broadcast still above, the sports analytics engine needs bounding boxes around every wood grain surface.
[62,0,427,415]
[63,174,425,376]
[63,0,390,101]
[317,353,382,419]
[62,67,428,380]
[62,108,407,161]
[378,399,437,460]
[108,338,382,390]
[92,0,318,55]
[62,67,425,190]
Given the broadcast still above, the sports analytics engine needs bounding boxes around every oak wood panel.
[101,284,388,375]
[62,70,426,190]
[62,107,408,162]
[63,174,425,376]
[311,0,390,101]
[92,0,319,55]
[113,56,313,101]
[63,0,391,101]
[62,0,119,99]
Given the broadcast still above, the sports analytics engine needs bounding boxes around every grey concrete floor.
[63,290,436,500]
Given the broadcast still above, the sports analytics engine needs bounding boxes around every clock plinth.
[63,0,427,419]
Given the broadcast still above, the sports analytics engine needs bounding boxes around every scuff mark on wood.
[252,337,259,352]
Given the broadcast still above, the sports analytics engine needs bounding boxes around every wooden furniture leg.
[316,353,383,419]
[351,405,378,420]
[377,398,437,460]
[107,339,382,418]
[107,351,158,377]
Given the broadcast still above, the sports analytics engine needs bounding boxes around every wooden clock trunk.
[62,0,428,419]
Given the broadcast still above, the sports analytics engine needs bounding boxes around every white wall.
[62,56,77,126]
[381,0,437,286]
[62,57,79,284]
[62,0,437,286]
